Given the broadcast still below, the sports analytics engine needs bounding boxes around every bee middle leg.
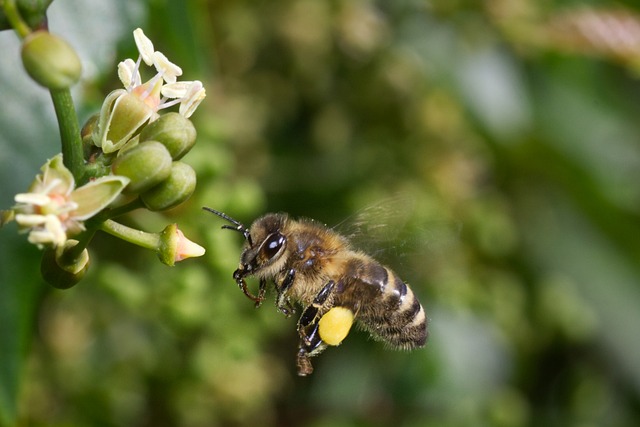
[296,280,335,376]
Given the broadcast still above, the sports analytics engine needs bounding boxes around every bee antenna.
[202,207,252,244]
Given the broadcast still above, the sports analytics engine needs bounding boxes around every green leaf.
[0,231,43,426]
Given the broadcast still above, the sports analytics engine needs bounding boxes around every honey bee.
[203,207,428,376]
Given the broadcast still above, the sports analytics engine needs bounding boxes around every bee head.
[203,208,289,278]
[239,213,288,276]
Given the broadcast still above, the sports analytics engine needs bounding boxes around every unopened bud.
[40,239,90,289]
[141,161,196,211]
[139,112,197,160]
[157,223,205,266]
[21,31,82,89]
[111,141,172,194]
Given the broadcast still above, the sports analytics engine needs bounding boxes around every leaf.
[0,232,44,426]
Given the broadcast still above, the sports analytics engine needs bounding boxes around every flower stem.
[2,0,31,38]
[106,198,145,219]
[100,219,160,250]
[50,88,85,183]
[64,228,97,261]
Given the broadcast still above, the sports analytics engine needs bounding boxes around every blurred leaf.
[0,231,43,426]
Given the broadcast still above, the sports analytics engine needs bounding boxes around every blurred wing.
[333,195,461,262]
[334,195,415,252]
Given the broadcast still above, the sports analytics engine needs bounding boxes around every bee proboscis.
[203,207,428,376]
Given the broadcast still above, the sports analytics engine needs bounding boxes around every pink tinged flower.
[92,28,205,153]
[158,223,205,266]
[11,154,130,248]
[94,89,160,153]
[174,228,206,262]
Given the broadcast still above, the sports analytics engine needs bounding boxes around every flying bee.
[203,207,428,376]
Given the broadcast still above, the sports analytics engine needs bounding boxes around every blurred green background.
[2,0,640,426]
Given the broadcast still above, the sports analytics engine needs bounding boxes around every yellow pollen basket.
[318,306,354,346]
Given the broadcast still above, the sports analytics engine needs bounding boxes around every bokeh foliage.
[2,0,640,426]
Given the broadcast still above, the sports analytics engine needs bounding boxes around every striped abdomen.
[334,255,428,349]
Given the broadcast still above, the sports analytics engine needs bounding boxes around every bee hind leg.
[295,280,335,376]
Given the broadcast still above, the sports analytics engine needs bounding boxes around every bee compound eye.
[261,233,285,259]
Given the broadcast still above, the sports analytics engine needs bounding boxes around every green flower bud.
[81,114,99,144]
[111,141,172,194]
[21,31,82,89]
[82,113,100,158]
[157,223,205,266]
[41,240,89,289]
[141,162,196,211]
[139,112,197,160]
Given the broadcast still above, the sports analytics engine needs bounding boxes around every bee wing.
[334,195,461,264]
[334,195,415,247]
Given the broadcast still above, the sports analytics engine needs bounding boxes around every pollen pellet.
[318,307,354,346]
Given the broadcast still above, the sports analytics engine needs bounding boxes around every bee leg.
[233,270,265,306]
[297,350,314,376]
[296,332,326,376]
[275,268,296,316]
[296,320,327,376]
[298,280,335,343]
[295,280,335,375]
[256,278,268,308]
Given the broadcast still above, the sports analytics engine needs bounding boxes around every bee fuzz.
[318,307,354,346]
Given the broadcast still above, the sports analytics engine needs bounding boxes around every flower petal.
[152,51,182,84]
[27,214,67,247]
[15,192,51,206]
[34,154,74,196]
[15,213,47,227]
[179,81,206,118]
[133,28,155,66]
[118,58,139,89]
[70,175,130,220]
[160,81,190,99]
[99,92,154,153]
[174,228,205,262]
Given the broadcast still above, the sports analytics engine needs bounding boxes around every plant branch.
[50,88,85,183]
[2,0,31,38]
[99,219,160,250]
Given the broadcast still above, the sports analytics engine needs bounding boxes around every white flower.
[93,28,205,153]
[9,155,129,248]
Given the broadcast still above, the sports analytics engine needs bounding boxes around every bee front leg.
[275,268,296,316]
[233,269,265,307]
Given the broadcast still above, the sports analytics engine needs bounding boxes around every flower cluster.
[3,28,207,288]
[92,28,205,154]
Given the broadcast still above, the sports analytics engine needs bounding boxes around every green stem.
[63,228,97,262]
[99,219,160,250]
[50,88,84,183]
[105,198,145,219]
[63,198,144,260]
[2,0,31,38]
